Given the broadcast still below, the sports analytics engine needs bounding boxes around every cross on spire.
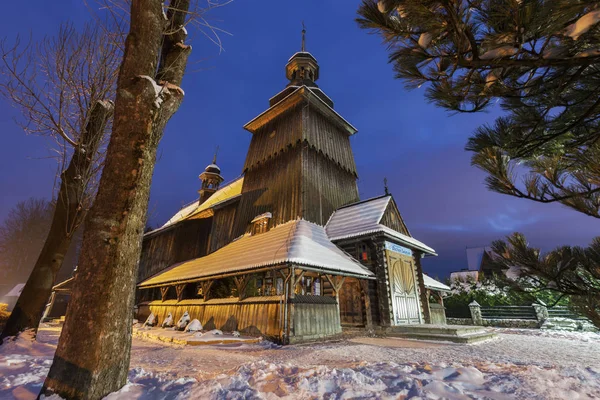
[213,145,219,164]
[301,21,306,52]
[384,177,389,195]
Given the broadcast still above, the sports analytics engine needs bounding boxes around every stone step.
[388,324,487,337]
[387,331,496,344]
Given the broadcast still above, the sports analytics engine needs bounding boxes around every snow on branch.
[137,75,185,108]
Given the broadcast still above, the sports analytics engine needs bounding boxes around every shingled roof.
[325,196,437,256]
[139,220,374,288]
[146,176,244,236]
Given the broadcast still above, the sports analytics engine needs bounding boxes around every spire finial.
[384,177,389,195]
[213,145,219,164]
[301,21,306,52]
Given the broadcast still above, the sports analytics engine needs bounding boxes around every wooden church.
[136,32,448,343]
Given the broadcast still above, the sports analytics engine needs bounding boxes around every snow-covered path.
[1,326,599,399]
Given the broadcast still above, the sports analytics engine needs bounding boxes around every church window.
[357,242,370,262]
[250,212,272,235]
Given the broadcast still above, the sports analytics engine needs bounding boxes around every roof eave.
[244,86,357,135]
[138,260,373,289]
[329,228,437,256]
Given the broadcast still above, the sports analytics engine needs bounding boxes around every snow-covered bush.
[162,313,174,328]
[445,275,560,318]
[185,319,202,332]
[176,311,190,330]
[143,313,157,327]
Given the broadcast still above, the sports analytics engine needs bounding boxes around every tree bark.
[41,1,191,398]
[0,100,113,343]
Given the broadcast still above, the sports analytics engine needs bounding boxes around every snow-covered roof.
[251,212,272,223]
[146,177,244,236]
[244,85,357,135]
[139,220,374,288]
[6,283,25,297]
[325,196,437,256]
[287,51,317,62]
[422,275,451,292]
[204,163,220,172]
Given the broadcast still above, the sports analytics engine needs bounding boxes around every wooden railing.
[480,305,537,320]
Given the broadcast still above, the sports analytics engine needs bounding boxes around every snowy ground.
[1,325,599,399]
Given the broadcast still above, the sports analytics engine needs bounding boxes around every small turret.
[285,23,319,88]
[198,151,224,205]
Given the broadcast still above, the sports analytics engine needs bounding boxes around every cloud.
[417,224,469,232]
[486,212,540,232]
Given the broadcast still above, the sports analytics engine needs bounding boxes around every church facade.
[136,37,446,343]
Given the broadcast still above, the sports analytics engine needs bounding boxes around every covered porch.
[137,220,374,344]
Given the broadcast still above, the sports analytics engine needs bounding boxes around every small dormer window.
[357,242,370,262]
[250,212,272,235]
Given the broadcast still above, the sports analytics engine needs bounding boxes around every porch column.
[234,275,251,300]
[414,251,431,324]
[200,280,214,301]
[324,274,346,315]
[175,284,186,302]
[160,286,169,302]
[359,279,373,330]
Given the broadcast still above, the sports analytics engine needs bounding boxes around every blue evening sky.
[0,0,596,279]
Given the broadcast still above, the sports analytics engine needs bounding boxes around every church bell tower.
[198,152,224,205]
[233,27,360,235]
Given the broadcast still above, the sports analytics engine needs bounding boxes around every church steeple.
[236,30,359,234]
[285,24,319,88]
[198,149,224,205]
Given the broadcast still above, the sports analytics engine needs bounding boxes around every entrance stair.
[384,324,495,344]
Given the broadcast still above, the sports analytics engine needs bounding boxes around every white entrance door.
[389,256,422,325]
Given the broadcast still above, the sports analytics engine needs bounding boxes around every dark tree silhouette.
[357,0,600,218]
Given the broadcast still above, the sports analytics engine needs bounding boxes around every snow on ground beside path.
[1,326,599,399]
[491,327,600,343]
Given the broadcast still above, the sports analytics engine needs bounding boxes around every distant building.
[450,270,479,283]
[450,246,508,282]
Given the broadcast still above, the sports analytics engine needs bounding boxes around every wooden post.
[200,280,214,302]
[175,284,186,302]
[359,279,373,330]
[279,267,293,344]
[292,270,306,295]
[287,266,297,341]
[414,251,431,324]
[325,274,346,317]
[160,287,169,302]
[234,275,250,300]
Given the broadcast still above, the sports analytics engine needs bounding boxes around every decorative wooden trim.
[175,284,186,302]
[233,275,251,300]
[292,270,306,292]
[160,286,169,302]
[324,274,346,295]
[200,280,214,302]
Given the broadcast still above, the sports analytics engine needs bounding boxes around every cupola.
[285,24,319,87]
[198,152,224,205]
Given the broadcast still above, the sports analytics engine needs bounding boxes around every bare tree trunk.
[42,1,190,398]
[0,101,113,343]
